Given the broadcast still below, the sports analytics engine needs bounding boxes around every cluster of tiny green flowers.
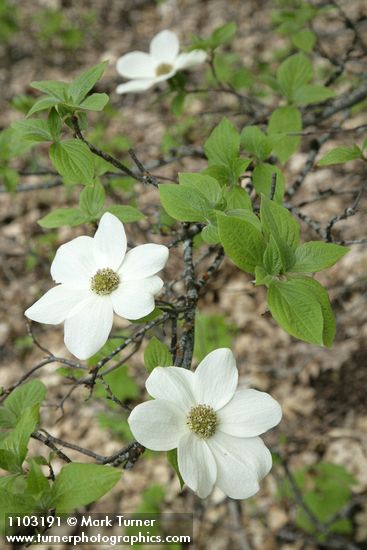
[186,404,218,439]
[90,268,120,295]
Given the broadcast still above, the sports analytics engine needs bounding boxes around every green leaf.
[0,166,19,192]
[159,183,210,222]
[79,182,106,218]
[292,242,349,273]
[105,205,145,223]
[201,223,220,244]
[217,212,266,273]
[0,489,37,529]
[1,381,46,428]
[194,312,234,361]
[51,463,120,513]
[241,126,273,160]
[203,165,230,187]
[224,208,262,230]
[204,118,240,167]
[179,172,222,207]
[318,145,363,166]
[292,29,316,52]
[268,278,324,345]
[27,96,61,117]
[167,449,184,490]
[252,163,285,203]
[276,53,312,101]
[213,52,236,84]
[69,61,108,105]
[268,106,302,163]
[27,458,50,496]
[0,449,20,473]
[211,22,237,47]
[0,405,40,470]
[49,139,95,184]
[0,128,34,160]
[79,93,109,111]
[293,276,335,347]
[96,365,139,403]
[144,337,172,373]
[293,84,336,105]
[255,266,273,286]
[47,108,61,141]
[263,236,282,276]
[30,80,69,101]
[38,208,87,228]
[204,158,251,187]
[93,155,116,176]
[11,119,52,142]
[225,186,252,211]
[260,195,300,270]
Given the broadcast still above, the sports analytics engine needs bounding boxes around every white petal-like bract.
[194,348,238,410]
[150,30,180,63]
[175,50,208,71]
[128,399,188,451]
[119,244,169,280]
[116,51,157,79]
[208,433,272,499]
[93,212,127,270]
[64,295,113,360]
[111,276,163,320]
[178,433,217,498]
[146,367,196,413]
[25,285,91,325]
[116,79,157,94]
[217,389,282,437]
[50,236,96,286]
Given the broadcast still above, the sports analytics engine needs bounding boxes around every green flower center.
[90,268,119,295]
[186,404,218,439]
[155,63,173,76]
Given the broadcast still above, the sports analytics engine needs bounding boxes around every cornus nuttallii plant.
[25,213,169,359]
[116,30,207,94]
[128,349,282,498]
[2,5,365,544]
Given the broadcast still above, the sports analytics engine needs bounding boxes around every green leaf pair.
[159,170,253,244]
[38,181,145,229]
[318,144,363,166]
[190,22,237,51]
[28,61,109,117]
[204,118,290,204]
[0,381,120,524]
[0,380,46,477]
[279,461,355,539]
[204,117,250,187]
[218,195,348,346]
[276,53,336,105]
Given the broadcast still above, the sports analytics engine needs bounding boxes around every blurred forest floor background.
[0,0,367,548]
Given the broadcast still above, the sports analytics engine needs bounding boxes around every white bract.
[25,213,169,360]
[129,348,282,499]
[116,30,207,94]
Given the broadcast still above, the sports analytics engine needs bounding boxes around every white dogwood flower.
[129,348,282,499]
[116,29,207,94]
[25,213,169,360]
